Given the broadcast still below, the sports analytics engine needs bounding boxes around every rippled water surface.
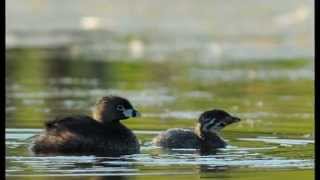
[5,54,314,179]
[6,128,314,178]
[5,1,314,178]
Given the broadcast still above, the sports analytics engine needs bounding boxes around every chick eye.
[116,104,125,111]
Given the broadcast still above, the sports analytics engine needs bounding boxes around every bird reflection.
[84,157,138,180]
[89,176,134,180]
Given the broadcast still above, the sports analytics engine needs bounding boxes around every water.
[5,128,314,177]
[5,55,314,179]
[5,0,314,179]
[6,0,314,60]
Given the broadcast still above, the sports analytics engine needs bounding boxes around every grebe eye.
[116,105,125,111]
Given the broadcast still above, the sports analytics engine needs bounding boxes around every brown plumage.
[30,96,141,156]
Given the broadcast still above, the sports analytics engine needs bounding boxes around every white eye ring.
[116,105,125,111]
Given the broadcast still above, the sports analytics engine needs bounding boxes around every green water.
[5,48,314,179]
